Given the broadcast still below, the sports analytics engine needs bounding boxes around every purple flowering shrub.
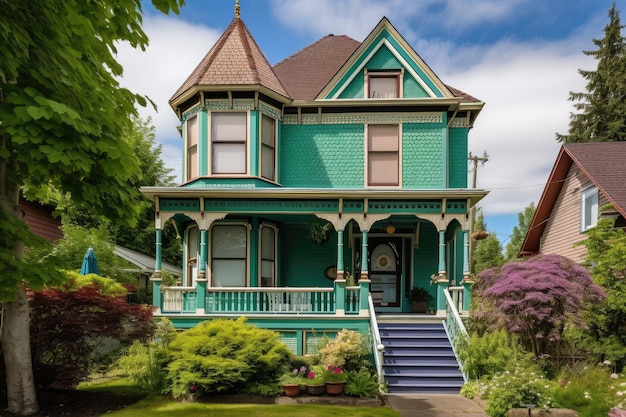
[472,254,605,357]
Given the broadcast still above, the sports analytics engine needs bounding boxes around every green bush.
[165,317,292,397]
[344,370,380,398]
[116,341,167,393]
[457,329,533,379]
[316,329,372,371]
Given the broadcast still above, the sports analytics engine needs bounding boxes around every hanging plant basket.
[306,219,335,244]
[471,230,489,240]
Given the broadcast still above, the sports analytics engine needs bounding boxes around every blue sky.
[117,0,625,246]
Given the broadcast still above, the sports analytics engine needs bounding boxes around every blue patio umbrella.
[80,246,100,275]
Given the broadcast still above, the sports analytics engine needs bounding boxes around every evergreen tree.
[504,202,535,261]
[472,211,504,274]
[557,3,626,143]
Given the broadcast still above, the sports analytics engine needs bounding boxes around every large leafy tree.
[557,3,626,143]
[0,0,183,414]
[504,202,535,261]
[472,211,504,274]
[472,254,605,361]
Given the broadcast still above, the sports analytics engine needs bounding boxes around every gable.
[320,21,451,100]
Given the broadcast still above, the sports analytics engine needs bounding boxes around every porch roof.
[141,186,488,208]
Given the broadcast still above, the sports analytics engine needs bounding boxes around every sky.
[116,0,625,246]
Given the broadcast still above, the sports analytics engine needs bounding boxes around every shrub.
[457,329,533,380]
[344,370,380,398]
[165,317,292,397]
[316,329,372,371]
[116,341,167,393]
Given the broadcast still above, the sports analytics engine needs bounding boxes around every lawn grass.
[77,373,148,397]
[105,395,400,417]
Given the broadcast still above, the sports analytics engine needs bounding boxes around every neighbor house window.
[211,112,247,174]
[368,124,400,186]
[368,71,401,98]
[186,115,198,181]
[211,224,247,287]
[261,114,276,181]
[260,225,277,287]
[581,186,598,231]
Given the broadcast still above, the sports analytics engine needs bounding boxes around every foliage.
[164,317,292,397]
[457,329,534,380]
[557,4,626,143]
[553,363,626,417]
[463,366,556,417]
[64,270,127,297]
[344,370,380,398]
[471,211,504,274]
[305,366,326,385]
[504,202,535,261]
[154,317,177,348]
[580,218,626,368]
[116,341,167,394]
[306,219,335,244]
[280,365,308,385]
[408,287,433,302]
[472,254,605,358]
[316,329,372,372]
[29,275,155,389]
[323,365,347,383]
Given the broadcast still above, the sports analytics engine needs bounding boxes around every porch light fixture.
[386,222,396,234]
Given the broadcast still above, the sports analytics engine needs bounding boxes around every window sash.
[368,125,399,186]
[369,75,398,98]
[261,115,276,180]
[186,115,199,180]
[211,225,247,287]
[260,226,276,287]
[211,112,247,174]
[581,187,599,231]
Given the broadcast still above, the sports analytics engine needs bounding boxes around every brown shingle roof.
[273,34,361,100]
[520,142,626,256]
[445,85,480,102]
[170,17,288,102]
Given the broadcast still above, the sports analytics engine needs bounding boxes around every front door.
[368,237,402,308]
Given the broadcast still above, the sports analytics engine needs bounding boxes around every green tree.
[579,218,626,368]
[472,211,504,274]
[504,202,535,261]
[0,0,183,414]
[557,3,626,143]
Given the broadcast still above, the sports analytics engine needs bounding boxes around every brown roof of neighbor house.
[520,142,626,256]
[170,16,289,103]
[273,34,361,100]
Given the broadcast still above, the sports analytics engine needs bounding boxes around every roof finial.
[235,0,240,19]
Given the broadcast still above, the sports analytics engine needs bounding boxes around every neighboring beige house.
[520,142,626,263]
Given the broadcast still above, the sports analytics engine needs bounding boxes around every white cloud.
[116,15,222,182]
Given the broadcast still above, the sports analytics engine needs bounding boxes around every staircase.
[379,322,465,393]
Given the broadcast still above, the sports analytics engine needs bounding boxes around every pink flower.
[300,366,307,372]
[189,385,197,392]
[307,371,315,379]
[611,373,619,379]
[334,367,342,374]
[328,365,333,371]
[617,391,623,397]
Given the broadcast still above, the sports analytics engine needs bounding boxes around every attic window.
[367,70,402,99]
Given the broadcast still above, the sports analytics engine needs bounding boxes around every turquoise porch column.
[438,230,446,274]
[359,279,370,314]
[463,229,470,276]
[337,229,344,278]
[152,228,163,311]
[196,229,208,313]
[155,228,162,271]
[334,278,346,316]
[462,279,473,312]
[360,230,369,280]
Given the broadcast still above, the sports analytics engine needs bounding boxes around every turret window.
[211,112,247,174]
[185,115,198,181]
[261,115,276,181]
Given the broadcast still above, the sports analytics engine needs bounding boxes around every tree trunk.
[1,284,39,415]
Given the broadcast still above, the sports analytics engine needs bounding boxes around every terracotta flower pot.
[325,381,345,395]
[282,384,301,397]
[306,384,326,396]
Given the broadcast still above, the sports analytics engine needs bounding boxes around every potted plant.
[304,367,326,396]
[323,365,347,395]
[280,366,306,397]
[409,286,433,313]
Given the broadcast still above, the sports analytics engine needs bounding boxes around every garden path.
[386,394,488,417]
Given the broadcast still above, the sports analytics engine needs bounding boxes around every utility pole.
[468,151,489,274]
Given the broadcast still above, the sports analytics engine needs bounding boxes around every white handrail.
[368,295,385,386]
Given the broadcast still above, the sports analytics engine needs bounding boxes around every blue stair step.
[379,322,464,394]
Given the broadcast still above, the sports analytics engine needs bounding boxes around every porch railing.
[159,284,368,315]
[443,287,469,381]
[448,286,466,315]
[368,294,385,386]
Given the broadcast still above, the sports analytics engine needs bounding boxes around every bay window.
[211,112,247,174]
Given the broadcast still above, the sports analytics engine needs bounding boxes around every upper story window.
[211,112,247,174]
[581,186,599,232]
[367,124,400,186]
[186,115,199,181]
[261,114,276,181]
[367,70,402,99]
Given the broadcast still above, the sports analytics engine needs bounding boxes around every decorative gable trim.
[317,17,452,101]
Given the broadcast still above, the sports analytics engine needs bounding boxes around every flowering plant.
[280,366,308,385]
[305,368,325,385]
[323,365,346,383]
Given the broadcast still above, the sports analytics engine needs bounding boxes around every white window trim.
[208,111,250,176]
[364,123,403,188]
[208,222,250,287]
[258,223,278,287]
[581,186,599,232]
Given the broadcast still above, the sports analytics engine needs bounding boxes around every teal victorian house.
[141,6,486,393]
